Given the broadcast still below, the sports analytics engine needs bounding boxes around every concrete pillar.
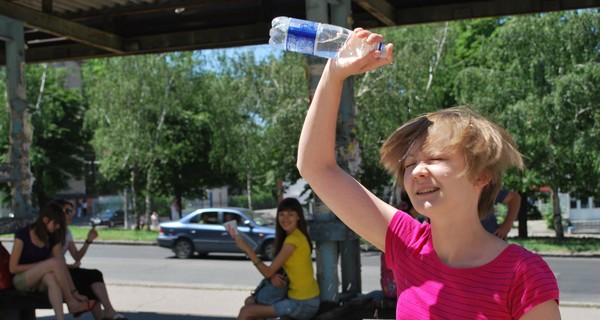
[305,0,362,302]
[0,15,34,234]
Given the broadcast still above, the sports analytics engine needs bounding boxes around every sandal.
[73,300,97,318]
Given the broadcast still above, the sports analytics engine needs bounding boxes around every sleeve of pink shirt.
[509,250,560,318]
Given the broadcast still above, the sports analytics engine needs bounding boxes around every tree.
[454,11,600,239]
[204,50,309,208]
[0,64,89,207]
[84,53,225,228]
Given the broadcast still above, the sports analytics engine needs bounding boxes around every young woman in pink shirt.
[296,28,560,319]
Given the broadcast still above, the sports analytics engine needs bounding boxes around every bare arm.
[227,226,294,279]
[495,191,521,240]
[519,300,561,320]
[8,239,30,274]
[67,228,97,263]
[297,29,396,251]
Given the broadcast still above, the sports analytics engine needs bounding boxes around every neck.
[430,211,505,268]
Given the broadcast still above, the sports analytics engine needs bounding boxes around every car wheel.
[174,239,194,259]
[261,240,275,261]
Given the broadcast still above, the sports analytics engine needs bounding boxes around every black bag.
[253,269,288,305]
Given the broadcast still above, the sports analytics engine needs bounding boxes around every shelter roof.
[1,0,599,63]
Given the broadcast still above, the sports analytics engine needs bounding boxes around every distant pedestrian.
[151,212,159,230]
[170,198,180,221]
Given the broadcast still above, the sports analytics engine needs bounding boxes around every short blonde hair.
[380,107,523,218]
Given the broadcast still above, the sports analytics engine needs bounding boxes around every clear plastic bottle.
[269,16,386,59]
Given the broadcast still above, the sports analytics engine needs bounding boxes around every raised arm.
[66,228,97,264]
[296,29,396,251]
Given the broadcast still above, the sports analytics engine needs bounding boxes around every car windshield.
[100,210,114,218]
[240,209,273,226]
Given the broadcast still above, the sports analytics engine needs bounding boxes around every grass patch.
[508,237,600,254]
[69,226,158,242]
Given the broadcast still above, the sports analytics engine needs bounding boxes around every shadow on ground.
[37,312,235,320]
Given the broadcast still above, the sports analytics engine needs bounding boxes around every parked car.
[90,209,125,227]
[157,207,276,259]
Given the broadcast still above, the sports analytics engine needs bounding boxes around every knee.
[46,257,65,269]
[244,296,256,306]
[238,305,251,319]
[42,272,58,287]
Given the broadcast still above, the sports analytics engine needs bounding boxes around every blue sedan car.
[157,207,276,259]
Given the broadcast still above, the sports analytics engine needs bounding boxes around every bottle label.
[286,18,317,55]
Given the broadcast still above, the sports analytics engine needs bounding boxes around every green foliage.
[83,53,228,215]
[204,50,309,204]
[0,64,90,205]
[228,191,278,210]
[454,11,600,199]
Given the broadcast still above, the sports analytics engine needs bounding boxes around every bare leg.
[237,299,277,320]
[91,301,103,320]
[91,282,121,318]
[20,258,93,318]
[39,273,66,320]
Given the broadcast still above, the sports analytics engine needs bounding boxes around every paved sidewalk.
[33,281,600,320]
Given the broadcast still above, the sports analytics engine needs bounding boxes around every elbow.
[296,156,310,179]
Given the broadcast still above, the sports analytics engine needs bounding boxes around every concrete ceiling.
[1,0,599,63]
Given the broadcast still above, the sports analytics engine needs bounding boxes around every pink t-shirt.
[385,211,559,319]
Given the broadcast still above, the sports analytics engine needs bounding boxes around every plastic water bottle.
[269,16,386,59]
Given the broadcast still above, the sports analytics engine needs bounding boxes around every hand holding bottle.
[269,17,390,59]
[328,28,394,81]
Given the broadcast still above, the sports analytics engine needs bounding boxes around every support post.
[305,0,362,303]
[0,15,34,234]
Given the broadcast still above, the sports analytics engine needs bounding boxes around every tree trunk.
[144,165,153,231]
[517,191,528,238]
[123,188,129,230]
[130,168,139,230]
[551,188,565,240]
[246,172,253,209]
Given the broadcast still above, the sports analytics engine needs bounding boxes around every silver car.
[157,207,276,259]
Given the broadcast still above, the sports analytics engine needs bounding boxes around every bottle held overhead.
[269,16,386,59]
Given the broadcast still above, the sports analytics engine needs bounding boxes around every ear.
[473,172,491,189]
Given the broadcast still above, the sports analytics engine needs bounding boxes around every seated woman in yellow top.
[229,198,320,320]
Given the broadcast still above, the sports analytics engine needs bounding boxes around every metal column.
[305,0,362,303]
[0,16,34,234]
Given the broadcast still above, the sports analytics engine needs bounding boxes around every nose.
[411,161,429,179]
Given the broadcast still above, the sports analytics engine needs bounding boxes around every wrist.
[85,239,93,244]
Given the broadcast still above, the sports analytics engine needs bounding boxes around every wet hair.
[274,198,312,257]
[31,202,66,246]
[380,107,523,219]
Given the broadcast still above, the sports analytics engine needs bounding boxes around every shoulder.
[284,229,306,245]
[504,245,557,291]
[15,227,29,239]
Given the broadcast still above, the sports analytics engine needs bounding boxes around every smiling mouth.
[416,188,438,195]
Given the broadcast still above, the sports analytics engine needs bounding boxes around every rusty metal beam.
[353,0,395,26]
[0,0,124,54]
